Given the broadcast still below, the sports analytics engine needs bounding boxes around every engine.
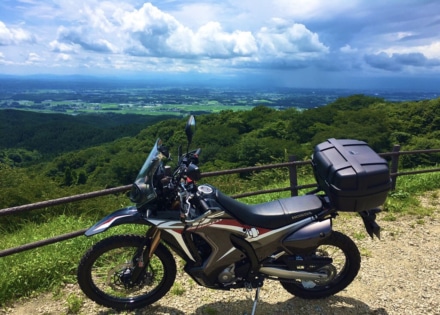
[218,264,236,284]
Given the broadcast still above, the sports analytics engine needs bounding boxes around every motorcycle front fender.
[85,206,148,237]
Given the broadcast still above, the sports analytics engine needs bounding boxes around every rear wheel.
[280,231,360,299]
[77,235,176,311]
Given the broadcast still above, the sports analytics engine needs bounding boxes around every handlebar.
[181,148,201,166]
[198,198,210,213]
[179,189,216,224]
[182,209,213,225]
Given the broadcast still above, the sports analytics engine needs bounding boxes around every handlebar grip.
[190,148,201,165]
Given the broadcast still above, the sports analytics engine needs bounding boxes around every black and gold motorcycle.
[77,115,390,314]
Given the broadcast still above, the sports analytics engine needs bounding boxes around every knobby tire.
[77,235,176,311]
[280,231,361,299]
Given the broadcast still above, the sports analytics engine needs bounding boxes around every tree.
[329,94,384,111]
[62,167,74,186]
[77,171,87,185]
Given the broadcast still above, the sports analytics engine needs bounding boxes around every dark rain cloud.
[365,52,440,72]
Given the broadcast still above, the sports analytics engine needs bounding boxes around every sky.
[1,0,440,89]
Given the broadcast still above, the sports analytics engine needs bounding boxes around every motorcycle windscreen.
[130,139,165,206]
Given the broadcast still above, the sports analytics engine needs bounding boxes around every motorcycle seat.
[215,192,323,229]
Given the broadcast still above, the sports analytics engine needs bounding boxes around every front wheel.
[280,231,361,299]
[77,235,176,311]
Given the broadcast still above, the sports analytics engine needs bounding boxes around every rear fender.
[85,206,148,236]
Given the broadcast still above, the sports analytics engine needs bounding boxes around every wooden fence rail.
[1,145,440,258]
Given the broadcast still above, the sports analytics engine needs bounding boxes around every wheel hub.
[107,263,153,290]
[300,264,337,288]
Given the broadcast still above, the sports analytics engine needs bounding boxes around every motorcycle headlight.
[130,181,157,205]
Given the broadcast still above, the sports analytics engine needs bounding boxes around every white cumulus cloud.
[55,53,72,62]
[26,52,44,63]
[191,22,257,58]
[0,21,34,45]
[340,44,358,53]
[116,3,258,59]
[256,19,329,60]
[46,2,327,70]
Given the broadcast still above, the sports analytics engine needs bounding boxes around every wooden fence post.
[288,155,298,196]
[390,144,401,190]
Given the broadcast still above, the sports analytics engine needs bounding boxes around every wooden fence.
[1,145,440,258]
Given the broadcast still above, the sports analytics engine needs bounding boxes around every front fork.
[147,227,162,259]
[130,227,162,283]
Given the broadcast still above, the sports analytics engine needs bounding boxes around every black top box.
[312,138,391,212]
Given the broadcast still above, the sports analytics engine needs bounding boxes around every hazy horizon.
[1,74,439,108]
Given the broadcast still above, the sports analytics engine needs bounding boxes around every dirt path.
[2,210,440,315]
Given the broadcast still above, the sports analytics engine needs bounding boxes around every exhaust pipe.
[259,267,328,281]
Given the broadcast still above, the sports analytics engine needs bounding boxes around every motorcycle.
[77,115,390,314]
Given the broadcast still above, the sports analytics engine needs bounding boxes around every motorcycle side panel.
[85,206,148,236]
[282,219,332,252]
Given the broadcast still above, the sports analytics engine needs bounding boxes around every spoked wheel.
[77,235,176,311]
[280,231,361,299]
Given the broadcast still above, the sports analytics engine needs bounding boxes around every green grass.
[66,293,83,314]
[170,282,186,296]
[1,169,439,306]
[0,213,146,306]
[352,231,367,241]
[383,170,440,217]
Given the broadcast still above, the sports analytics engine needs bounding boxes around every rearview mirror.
[185,115,196,146]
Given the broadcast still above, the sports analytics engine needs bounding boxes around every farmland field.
[2,75,438,116]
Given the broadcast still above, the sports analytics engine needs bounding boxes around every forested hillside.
[1,94,440,211]
[0,110,175,164]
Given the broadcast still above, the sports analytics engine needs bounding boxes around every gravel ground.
[2,207,439,315]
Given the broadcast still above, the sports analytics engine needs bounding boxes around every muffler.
[259,267,328,281]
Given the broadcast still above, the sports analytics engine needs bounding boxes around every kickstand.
[250,287,260,315]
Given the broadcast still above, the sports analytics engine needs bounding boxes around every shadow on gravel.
[192,295,389,315]
[142,305,186,315]
[72,295,389,315]
[92,305,186,315]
